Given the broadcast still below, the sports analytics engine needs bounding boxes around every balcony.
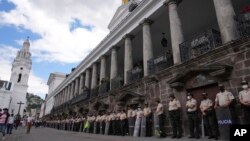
[111,76,123,90]
[148,53,174,75]
[179,29,222,62]
[127,67,143,83]
[70,90,90,105]
[90,87,99,98]
[99,81,110,95]
[236,12,250,37]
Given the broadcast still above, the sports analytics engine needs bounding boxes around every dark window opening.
[20,67,23,70]
[17,73,22,83]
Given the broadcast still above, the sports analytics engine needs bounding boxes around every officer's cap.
[218,83,224,87]
[241,80,248,85]
[202,92,207,95]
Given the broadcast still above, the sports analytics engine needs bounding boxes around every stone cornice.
[48,0,166,100]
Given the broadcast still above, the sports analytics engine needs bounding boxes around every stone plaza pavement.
[4,127,226,141]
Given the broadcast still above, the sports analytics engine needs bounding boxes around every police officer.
[239,81,250,124]
[156,99,167,138]
[186,93,200,139]
[168,95,182,138]
[200,92,219,140]
[101,112,106,134]
[120,110,127,136]
[214,84,235,108]
[96,114,101,134]
[143,102,152,137]
[214,84,236,123]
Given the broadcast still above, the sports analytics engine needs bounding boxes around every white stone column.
[85,69,90,88]
[167,0,184,64]
[79,74,84,94]
[110,47,118,80]
[91,63,98,89]
[100,55,107,84]
[213,0,239,43]
[74,78,79,96]
[70,82,74,99]
[124,34,134,84]
[142,19,154,76]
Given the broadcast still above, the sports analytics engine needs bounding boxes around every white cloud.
[0,45,47,99]
[0,0,121,63]
[0,0,121,98]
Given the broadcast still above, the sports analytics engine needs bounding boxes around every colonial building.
[48,0,249,136]
[0,80,12,109]
[44,72,66,115]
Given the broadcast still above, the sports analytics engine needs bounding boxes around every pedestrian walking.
[0,108,10,140]
[6,114,14,134]
[26,115,33,134]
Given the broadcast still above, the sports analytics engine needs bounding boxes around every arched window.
[17,73,22,83]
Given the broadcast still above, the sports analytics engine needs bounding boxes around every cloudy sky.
[0,0,121,99]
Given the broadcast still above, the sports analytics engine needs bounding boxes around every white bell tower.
[9,37,32,116]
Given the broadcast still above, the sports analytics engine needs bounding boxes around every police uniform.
[143,106,152,137]
[168,98,182,138]
[96,115,101,134]
[239,81,250,124]
[186,97,200,138]
[215,91,235,107]
[110,113,116,135]
[101,114,106,134]
[200,96,218,139]
[120,112,127,136]
[156,102,167,137]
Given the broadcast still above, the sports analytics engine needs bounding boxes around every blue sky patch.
[70,18,94,32]
[0,0,16,12]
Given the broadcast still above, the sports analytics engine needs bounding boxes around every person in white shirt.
[26,115,33,134]
[6,114,14,134]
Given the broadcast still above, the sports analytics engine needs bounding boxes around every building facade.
[48,0,249,136]
[44,73,66,115]
[0,80,12,109]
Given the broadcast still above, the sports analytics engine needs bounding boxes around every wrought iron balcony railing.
[179,29,222,62]
[111,76,123,90]
[127,67,143,83]
[236,12,250,37]
[99,82,110,95]
[70,90,90,105]
[90,87,99,98]
[148,54,174,75]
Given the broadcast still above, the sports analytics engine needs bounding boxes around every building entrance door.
[187,83,219,111]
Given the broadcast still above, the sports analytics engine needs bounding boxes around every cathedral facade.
[8,38,32,116]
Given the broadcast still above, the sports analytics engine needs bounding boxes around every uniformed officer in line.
[214,84,237,123]
[214,84,235,108]
[239,80,250,124]
[90,114,96,133]
[186,93,200,139]
[200,92,219,140]
[110,111,116,135]
[96,114,101,134]
[168,95,182,138]
[101,112,106,134]
[143,102,152,137]
[155,99,167,138]
[116,110,122,135]
[135,106,143,137]
[120,110,127,136]
[127,105,133,136]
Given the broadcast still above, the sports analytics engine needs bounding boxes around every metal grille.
[70,91,90,105]
[236,12,250,37]
[179,29,222,62]
[111,76,123,90]
[127,67,143,83]
[90,87,99,98]
[99,82,110,95]
[148,54,173,75]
